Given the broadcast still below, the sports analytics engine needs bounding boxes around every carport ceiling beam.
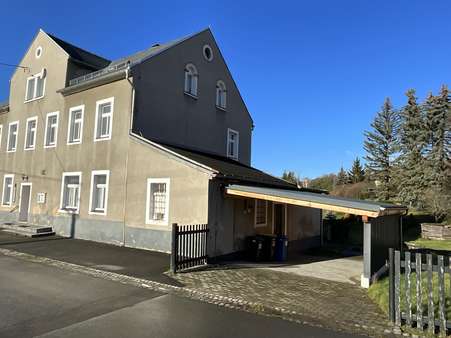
[226,188,381,218]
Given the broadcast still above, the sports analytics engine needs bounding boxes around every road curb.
[0,247,402,337]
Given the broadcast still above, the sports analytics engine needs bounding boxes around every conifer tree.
[423,85,450,220]
[397,89,428,208]
[336,166,348,185]
[348,157,365,183]
[364,98,399,201]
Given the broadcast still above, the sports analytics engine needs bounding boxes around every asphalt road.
[0,254,363,338]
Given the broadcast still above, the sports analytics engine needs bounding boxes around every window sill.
[6,150,17,153]
[24,96,45,104]
[44,144,57,149]
[24,147,35,151]
[89,210,106,216]
[254,223,267,228]
[67,141,82,146]
[94,136,111,142]
[184,92,198,100]
[227,155,239,161]
[216,105,227,112]
[58,209,79,215]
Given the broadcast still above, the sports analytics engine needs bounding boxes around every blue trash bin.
[274,235,288,262]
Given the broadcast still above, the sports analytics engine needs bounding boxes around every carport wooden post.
[361,217,371,288]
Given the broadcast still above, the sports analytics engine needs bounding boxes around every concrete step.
[0,223,55,238]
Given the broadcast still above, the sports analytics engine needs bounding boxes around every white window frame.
[24,116,38,150]
[94,97,114,142]
[184,64,198,98]
[227,128,239,160]
[67,105,85,145]
[6,121,19,153]
[88,170,110,215]
[25,69,46,102]
[216,80,227,110]
[145,178,170,226]
[254,200,268,227]
[59,172,82,213]
[1,174,14,207]
[0,124,3,150]
[44,111,59,148]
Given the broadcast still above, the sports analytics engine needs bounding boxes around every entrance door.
[273,203,286,236]
[19,184,32,223]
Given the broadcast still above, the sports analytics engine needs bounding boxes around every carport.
[225,184,407,288]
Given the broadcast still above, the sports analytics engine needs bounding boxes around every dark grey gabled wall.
[131,29,253,165]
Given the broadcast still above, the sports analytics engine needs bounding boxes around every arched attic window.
[184,64,198,97]
[216,80,227,109]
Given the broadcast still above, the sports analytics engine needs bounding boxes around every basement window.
[146,178,170,226]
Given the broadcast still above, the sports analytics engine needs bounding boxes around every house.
[0,28,406,287]
[0,28,322,254]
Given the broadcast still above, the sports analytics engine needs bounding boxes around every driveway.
[263,255,363,284]
[0,231,178,285]
[0,253,360,338]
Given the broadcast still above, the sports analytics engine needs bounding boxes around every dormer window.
[25,69,46,102]
[184,64,198,97]
[216,80,227,110]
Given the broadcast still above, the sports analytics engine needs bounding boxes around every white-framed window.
[254,200,268,227]
[89,170,110,215]
[216,80,227,109]
[146,178,170,226]
[227,128,239,160]
[6,121,19,153]
[94,98,114,141]
[25,69,46,102]
[44,112,59,148]
[59,172,82,213]
[24,116,38,150]
[67,105,84,145]
[0,124,3,150]
[1,174,14,207]
[184,64,198,97]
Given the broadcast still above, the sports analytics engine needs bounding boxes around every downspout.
[122,65,134,246]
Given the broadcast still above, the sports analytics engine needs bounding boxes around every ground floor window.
[254,199,268,227]
[60,172,81,213]
[2,174,14,206]
[89,170,109,215]
[146,178,170,225]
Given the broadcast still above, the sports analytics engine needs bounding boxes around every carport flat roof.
[226,184,407,218]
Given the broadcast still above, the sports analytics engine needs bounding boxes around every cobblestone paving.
[170,266,395,336]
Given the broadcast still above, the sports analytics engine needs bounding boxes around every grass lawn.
[406,238,451,252]
[369,272,451,319]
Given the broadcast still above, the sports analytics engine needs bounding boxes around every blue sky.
[0,1,450,178]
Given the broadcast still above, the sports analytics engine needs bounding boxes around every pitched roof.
[159,143,302,190]
[47,33,110,70]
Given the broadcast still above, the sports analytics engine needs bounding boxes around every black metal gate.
[171,223,209,273]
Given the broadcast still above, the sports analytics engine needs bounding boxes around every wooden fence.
[171,223,209,273]
[389,248,450,335]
